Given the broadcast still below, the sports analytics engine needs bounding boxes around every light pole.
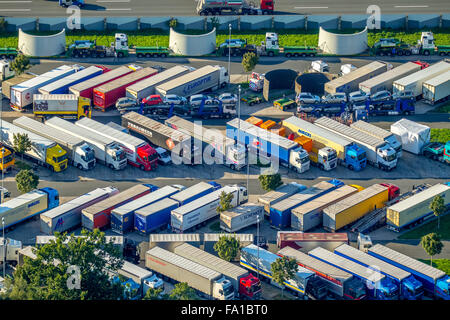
[2,217,5,278]
[228,24,231,88]
[256,215,260,279]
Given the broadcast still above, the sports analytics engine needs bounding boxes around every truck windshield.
[148,152,158,161]
[113,150,126,161]
[357,152,366,161]
[328,152,337,161]
[300,156,310,164]
[56,154,68,163]
[385,153,397,162]
[1,154,13,164]
[223,284,234,297]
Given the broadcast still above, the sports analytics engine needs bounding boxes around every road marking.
[0,8,30,11]
[105,8,132,10]
[294,6,329,9]
[96,0,130,2]
[0,1,32,3]
[394,5,429,7]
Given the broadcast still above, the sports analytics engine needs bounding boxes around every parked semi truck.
[93,67,158,110]
[334,244,424,300]
[82,184,157,230]
[45,117,127,170]
[227,118,310,173]
[0,120,68,172]
[121,111,200,165]
[75,117,158,171]
[0,188,59,230]
[0,145,14,173]
[13,116,96,171]
[315,117,397,171]
[33,94,92,120]
[40,187,118,234]
[69,65,133,100]
[156,65,229,97]
[368,244,450,300]
[171,185,248,233]
[323,183,389,232]
[277,232,349,252]
[258,182,307,216]
[386,183,450,232]
[270,180,343,228]
[0,237,22,267]
[174,243,262,299]
[112,185,181,234]
[126,65,193,100]
[309,247,399,300]
[277,246,367,300]
[146,246,235,300]
[220,202,264,233]
[393,60,450,98]
[282,116,366,171]
[165,116,246,171]
[10,65,81,111]
[196,0,273,15]
[117,260,164,296]
[38,66,103,95]
[241,244,328,299]
[169,181,220,206]
[350,120,402,157]
[422,70,450,104]
[134,198,179,234]
[291,185,359,232]
[1,73,35,100]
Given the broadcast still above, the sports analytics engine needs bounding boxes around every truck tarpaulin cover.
[390,119,430,155]
[263,69,297,101]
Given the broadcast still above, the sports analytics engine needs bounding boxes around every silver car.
[163,94,187,105]
[348,91,369,103]
[321,92,347,104]
[217,93,237,104]
[370,90,392,102]
[189,94,215,106]
[296,92,320,104]
[392,90,415,100]
[115,97,138,110]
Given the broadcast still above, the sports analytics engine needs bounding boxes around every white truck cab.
[142,273,164,294]
[213,277,235,300]
[357,233,373,252]
[107,143,127,170]
[319,147,338,171]
[155,147,172,165]
[225,142,246,171]
[311,60,329,73]
[289,147,310,173]
[377,144,397,171]
[0,59,15,81]
[76,143,96,170]
[215,65,230,89]
[0,237,22,266]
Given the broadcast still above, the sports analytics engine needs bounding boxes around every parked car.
[311,60,329,73]
[321,92,347,104]
[297,104,318,113]
[370,90,392,102]
[220,39,246,48]
[163,94,187,105]
[142,94,164,106]
[348,91,369,103]
[351,100,372,112]
[189,94,216,106]
[116,97,138,110]
[217,93,237,104]
[155,147,171,165]
[296,92,321,104]
[148,104,190,118]
[392,90,415,100]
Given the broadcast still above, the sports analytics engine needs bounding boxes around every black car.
[147,104,190,119]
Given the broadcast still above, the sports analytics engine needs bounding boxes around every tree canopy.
[421,232,444,265]
[15,169,39,194]
[213,234,241,262]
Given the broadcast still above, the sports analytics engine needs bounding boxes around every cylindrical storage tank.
[318,27,368,55]
[169,27,216,56]
[18,28,66,57]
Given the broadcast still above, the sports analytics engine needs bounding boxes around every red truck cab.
[260,0,274,11]
[142,94,164,106]
[380,183,400,201]
[136,144,158,171]
[239,274,262,299]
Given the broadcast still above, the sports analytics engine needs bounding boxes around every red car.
[142,94,163,106]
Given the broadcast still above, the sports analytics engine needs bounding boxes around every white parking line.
[105,8,132,10]
[0,1,32,3]
[394,5,429,7]
[97,0,130,2]
[0,8,30,11]
[294,6,329,9]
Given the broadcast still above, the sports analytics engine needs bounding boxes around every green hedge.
[430,128,450,144]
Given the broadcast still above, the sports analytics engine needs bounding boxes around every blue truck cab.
[207,181,222,190]
[401,275,425,300]
[143,184,159,192]
[41,187,60,210]
[59,0,85,7]
[374,278,400,300]
[345,144,367,171]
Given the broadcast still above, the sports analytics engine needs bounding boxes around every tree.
[216,191,234,214]
[0,18,8,33]
[15,169,39,194]
[142,287,168,300]
[242,52,259,81]
[168,18,178,29]
[3,229,124,300]
[10,54,31,76]
[213,234,241,262]
[271,257,298,297]
[421,233,443,266]
[169,282,198,300]
[258,172,283,191]
[429,195,445,230]
[12,132,31,161]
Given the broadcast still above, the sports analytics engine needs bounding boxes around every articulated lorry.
[38,66,103,95]
[111,185,181,234]
[0,188,59,230]
[10,65,82,111]
[277,232,348,252]
[0,237,22,267]
[171,185,248,233]
[134,198,180,234]
[241,244,328,299]
[33,94,92,120]
[291,185,359,232]
[270,180,343,229]
[117,260,164,296]
[334,244,424,300]
[69,65,134,100]
[277,246,367,300]
[323,183,389,232]
[220,202,264,233]
[170,181,220,206]
[422,70,450,104]
[40,187,119,235]
[146,246,235,300]
[227,118,310,173]
[14,116,96,170]
[156,65,229,97]
[350,120,402,158]
[258,182,307,216]
[165,116,246,171]
[93,67,158,110]
[196,0,273,15]
[0,120,68,172]
[386,183,450,232]
[81,184,157,230]
[309,247,399,300]
[121,111,200,165]
[282,116,366,171]
[315,117,397,171]
[126,65,193,100]
[174,243,262,299]
[2,73,35,100]
[368,244,450,300]
[75,117,158,171]
[45,117,127,170]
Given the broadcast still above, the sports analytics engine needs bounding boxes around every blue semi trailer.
[334,244,424,300]
[309,247,399,300]
[368,244,450,300]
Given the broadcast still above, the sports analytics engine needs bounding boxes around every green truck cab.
[0,47,18,60]
[422,141,450,164]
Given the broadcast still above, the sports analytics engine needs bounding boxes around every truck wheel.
[348,165,353,171]
[8,54,15,60]
[118,52,124,58]
[268,51,274,57]
[285,53,292,58]
[137,53,143,58]
[439,52,446,56]
[423,50,430,56]
[294,53,299,57]
[139,165,145,171]
[397,51,403,56]
[309,53,315,57]
[301,53,306,57]
[160,53,167,58]
[145,53,151,58]
[230,164,236,170]
[77,164,83,170]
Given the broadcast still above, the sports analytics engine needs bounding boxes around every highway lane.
[0,0,448,17]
